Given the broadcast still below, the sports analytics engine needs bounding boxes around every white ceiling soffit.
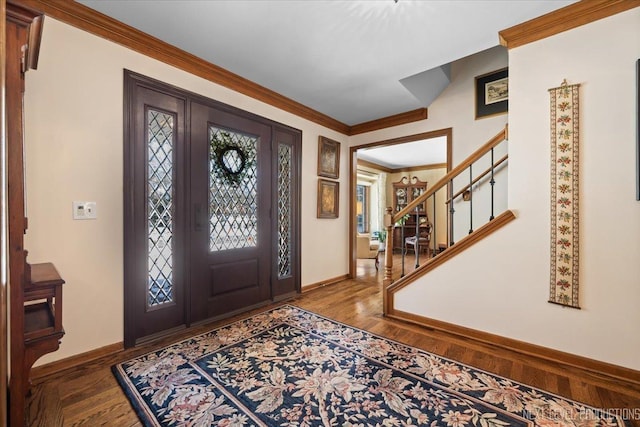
[78,1,576,125]
[358,136,447,169]
[400,63,451,107]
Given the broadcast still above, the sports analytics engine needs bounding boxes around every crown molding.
[12,0,432,136]
[349,108,428,136]
[357,159,448,175]
[17,1,633,135]
[393,163,447,173]
[499,0,640,49]
[356,159,394,174]
[13,0,353,134]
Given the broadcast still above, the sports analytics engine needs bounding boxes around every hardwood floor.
[27,256,640,426]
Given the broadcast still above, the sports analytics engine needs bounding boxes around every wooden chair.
[404,223,433,258]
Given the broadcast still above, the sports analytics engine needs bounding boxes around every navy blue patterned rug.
[113,305,627,426]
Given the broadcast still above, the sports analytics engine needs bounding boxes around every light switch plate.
[73,201,97,220]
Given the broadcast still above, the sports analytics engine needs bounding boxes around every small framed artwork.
[317,179,339,218]
[475,68,508,119]
[317,136,340,179]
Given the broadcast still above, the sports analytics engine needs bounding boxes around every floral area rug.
[113,305,626,426]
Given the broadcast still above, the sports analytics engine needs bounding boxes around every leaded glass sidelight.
[209,127,259,251]
[147,109,175,307]
[277,143,293,278]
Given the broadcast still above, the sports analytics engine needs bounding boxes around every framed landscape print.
[317,179,339,218]
[317,136,340,179]
[475,68,508,119]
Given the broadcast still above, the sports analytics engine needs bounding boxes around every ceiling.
[358,136,446,169]
[78,0,575,126]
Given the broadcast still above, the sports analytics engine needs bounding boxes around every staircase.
[381,125,515,314]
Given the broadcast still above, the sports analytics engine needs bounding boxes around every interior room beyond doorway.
[351,129,452,279]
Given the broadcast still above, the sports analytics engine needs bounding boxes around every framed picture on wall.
[475,68,508,119]
[317,179,339,218]
[317,136,340,179]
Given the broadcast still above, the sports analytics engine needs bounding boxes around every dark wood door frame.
[348,128,453,278]
[124,71,301,347]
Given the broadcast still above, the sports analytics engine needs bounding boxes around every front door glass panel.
[208,127,259,251]
[277,143,292,278]
[147,109,175,307]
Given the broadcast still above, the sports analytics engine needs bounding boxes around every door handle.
[194,204,204,231]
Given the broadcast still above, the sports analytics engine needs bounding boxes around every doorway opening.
[349,129,452,280]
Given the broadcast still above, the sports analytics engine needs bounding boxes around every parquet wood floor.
[27,255,640,426]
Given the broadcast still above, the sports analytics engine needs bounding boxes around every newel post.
[383,207,393,287]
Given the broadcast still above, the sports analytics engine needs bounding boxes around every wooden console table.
[22,263,65,395]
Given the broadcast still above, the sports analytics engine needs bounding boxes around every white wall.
[24,18,350,363]
[395,9,640,370]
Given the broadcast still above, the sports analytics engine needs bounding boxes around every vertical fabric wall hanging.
[549,79,581,308]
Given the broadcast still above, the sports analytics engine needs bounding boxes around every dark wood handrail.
[446,154,508,204]
[392,125,508,224]
[382,125,509,288]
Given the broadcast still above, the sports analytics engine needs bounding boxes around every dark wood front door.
[124,72,301,347]
[189,102,272,322]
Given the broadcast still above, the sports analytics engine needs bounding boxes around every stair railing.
[383,125,509,286]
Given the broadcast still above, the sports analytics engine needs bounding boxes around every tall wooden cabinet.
[391,177,429,251]
[7,4,65,425]
[392,176,427,213]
